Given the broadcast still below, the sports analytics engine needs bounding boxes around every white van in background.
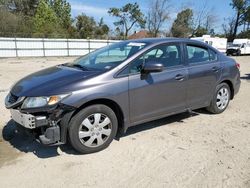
[226,39,250,56]
[191,35,227,53]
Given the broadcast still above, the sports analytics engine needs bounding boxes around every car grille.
[8,93,18,104]
[227,49,237,53]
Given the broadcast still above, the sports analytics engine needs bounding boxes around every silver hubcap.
[216,87,229,110]
[79,113,112,148]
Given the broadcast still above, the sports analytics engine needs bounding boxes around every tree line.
[0,0,249,41]
[0,0,109,38]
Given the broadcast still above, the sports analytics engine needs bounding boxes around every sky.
[68,0,236,34]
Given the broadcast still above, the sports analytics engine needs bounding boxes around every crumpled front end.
[5,92,76,145]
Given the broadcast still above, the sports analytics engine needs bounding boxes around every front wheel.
[206,83,231,114]
[68,104,118,154]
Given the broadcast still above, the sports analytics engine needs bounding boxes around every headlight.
[21,94,70,109]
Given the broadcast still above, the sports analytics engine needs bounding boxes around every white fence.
[0,38,120,57]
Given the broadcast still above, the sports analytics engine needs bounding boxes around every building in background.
[128,30,150,39]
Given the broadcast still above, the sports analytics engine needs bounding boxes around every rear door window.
[186,45,210,64]
[209,49,218,61]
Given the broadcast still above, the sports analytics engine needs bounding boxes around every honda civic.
[5,38,241,153]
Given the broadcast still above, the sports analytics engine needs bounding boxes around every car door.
[245,42,250,54]
[128,43,188,124]
[241,43,246,54]
[185,43,221,109]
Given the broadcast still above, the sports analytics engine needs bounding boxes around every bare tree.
[222,17,236,41]
[204,14,217,32]
[230,0,248,40]
[147,0,170,37]
[191,0,217,36]
[245,6,250,30]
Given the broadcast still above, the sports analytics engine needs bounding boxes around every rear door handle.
[212,66,221,72]
[175,74,185,81]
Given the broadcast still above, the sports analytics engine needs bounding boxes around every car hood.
[11,65,102,97]
[227,47,240,50]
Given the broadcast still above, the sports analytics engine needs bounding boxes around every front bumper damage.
[10,109,48,129]
[10,109,61,144]
[8,100,76,145]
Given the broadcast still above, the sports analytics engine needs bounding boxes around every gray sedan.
[5,38,241,153]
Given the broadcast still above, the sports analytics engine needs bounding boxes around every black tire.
[206,83,231,114]
[68,104,118,154]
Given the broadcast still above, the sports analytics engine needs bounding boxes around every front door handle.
[175,74,185,81]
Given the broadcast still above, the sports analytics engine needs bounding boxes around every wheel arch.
[69,98,125,135]
[220,80,234,99]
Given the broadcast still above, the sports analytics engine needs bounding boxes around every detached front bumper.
[7,101,76,145]
[10,109,61,145]
[10,109,48,129]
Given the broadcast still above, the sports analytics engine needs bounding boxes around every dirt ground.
[0,56,249,188]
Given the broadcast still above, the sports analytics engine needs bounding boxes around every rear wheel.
[206,83,231,114]
[69,104,118,154]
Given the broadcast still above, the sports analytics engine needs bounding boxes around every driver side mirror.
[142,61,164,74]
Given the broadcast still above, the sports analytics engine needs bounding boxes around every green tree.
[76,14,97,39]
[95,18,110,39]
[0,0,38,37]
[171,9,193,37]
[0,0,73,38]
[1,0,39,16]
[0,6,34,37]
[33,0,63,37]
[47,0,71,29]
[237,29,250,37]
[193,26,208,37]
[0,7,20,37]
[108,3,145,39]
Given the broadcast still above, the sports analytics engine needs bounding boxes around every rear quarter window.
[209,49,218,61]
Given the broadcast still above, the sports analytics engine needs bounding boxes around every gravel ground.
[0,56,249,188]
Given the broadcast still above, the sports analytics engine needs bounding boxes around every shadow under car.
[2,111,201,158]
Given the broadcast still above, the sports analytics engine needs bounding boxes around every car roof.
[126,37,192,43]
[126,37,218,52]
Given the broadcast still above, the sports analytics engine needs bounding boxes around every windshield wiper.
[72,64,89,70]
[62,63,89,71]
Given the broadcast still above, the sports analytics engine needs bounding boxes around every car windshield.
[67,41,149,71]
[232,44,241,47]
